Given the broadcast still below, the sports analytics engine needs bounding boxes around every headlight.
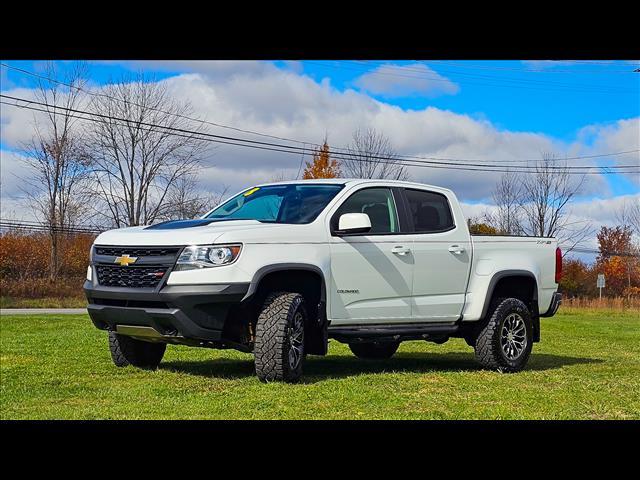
[174,244,242,271]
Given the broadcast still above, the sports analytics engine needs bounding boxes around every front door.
[329,187,413,324]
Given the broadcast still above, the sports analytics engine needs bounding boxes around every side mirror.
[337,213,371,235]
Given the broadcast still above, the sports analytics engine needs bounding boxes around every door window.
[404,189,455,233]
[333,188,399,234]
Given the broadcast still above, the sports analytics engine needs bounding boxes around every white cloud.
[353,63,459,98]
[1,61,638,235]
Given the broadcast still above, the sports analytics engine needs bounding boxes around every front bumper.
[540,292,562,317]
[84,281,250,342]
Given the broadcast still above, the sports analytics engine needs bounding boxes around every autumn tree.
[302,140,341,179]
[467,217,498,235]
[595,225,640,295]
[559,258,594,298]
[597,226,634,259]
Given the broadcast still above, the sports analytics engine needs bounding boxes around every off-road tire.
[349,341,399,359]
[108,332,166,370]
[474,297,533,372]
[254,292,307,383]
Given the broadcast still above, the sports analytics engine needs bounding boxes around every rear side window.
[333,187,399,234]
[404,189,455,233]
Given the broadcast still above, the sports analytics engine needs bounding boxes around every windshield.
[205,184,344,224]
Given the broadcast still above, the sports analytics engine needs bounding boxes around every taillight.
[555,247,562,283]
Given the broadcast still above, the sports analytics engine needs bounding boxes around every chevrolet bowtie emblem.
[114,254,138,266]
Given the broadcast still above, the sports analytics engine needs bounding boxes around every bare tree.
[156,175,229,220]
[488,170,525,235]
[519,153,592,253]
[270,170,294,182]
[20,62,92,280]
[87,74,209,227]
[341,127,410,180]
[615,198,640,236]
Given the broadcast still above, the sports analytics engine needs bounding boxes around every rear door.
[328,186,414,323]
[400,188,472,322]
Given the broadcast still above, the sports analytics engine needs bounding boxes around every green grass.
[1,309,639,419]
[0,296,87,309]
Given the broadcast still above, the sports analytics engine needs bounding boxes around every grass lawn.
[0,296,87,309]
[1,308,639,419]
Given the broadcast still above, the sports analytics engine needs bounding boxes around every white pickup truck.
[85,179,562,382]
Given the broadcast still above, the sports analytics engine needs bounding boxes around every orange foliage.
[594,225,640,297]
[0,231,94,298]
[469,222,498,235]
[302,141,341,179]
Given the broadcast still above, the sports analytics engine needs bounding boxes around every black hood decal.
[145,219,228,230]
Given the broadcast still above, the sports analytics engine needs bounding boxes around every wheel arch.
[244,263,328,355]
[480,270,540,342]
[244,263,327,304]
[480,269,538,319]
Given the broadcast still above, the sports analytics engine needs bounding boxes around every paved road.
[0,308,88,315]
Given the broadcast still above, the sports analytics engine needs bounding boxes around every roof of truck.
[256,178,453,192]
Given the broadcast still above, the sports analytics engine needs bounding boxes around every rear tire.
[108,332,166,370]
[254,292,306,383]
[474,297,533,372]
[349,341,399,359]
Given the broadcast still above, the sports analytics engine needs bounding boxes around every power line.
[308,61,638,95]
[2,63,638,164]
[354,60,640,88]
[414,60,639,74]
[567,246,640,257]
[0,220,103,234]
[0,62,311,147]
[353,60,638,82]
[3,95,639,175]
[3,95,638,175]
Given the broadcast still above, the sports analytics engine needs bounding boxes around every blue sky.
[289,60,640,139]
[1,59,638,244]
[4,59,638,139]
[2,59,638,196]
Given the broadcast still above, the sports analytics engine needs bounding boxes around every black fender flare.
[243,263,327,305]
[480,269,538,320]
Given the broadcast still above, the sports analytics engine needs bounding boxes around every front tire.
[474,298,533,372]
[349,341,399,359]
[254,292,306,383]
[108,332,166,370]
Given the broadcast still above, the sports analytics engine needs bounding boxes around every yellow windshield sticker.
[243,187,260,197]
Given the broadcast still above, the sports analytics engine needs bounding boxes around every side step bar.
[328,323,459,344]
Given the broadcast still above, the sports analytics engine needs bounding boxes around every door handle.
[448,245,465,254]
[391,246,411,255]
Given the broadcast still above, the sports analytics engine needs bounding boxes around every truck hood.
[94,219,285,246]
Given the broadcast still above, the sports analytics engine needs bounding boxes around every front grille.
[95,246,180,257]
[96,265,168,288]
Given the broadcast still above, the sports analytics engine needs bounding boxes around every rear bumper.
[540,292,562,317]
[84,281,249,342]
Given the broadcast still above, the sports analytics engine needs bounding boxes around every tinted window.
[334,188,399,234]
[206,184,343,224]
[404,189,454,233]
